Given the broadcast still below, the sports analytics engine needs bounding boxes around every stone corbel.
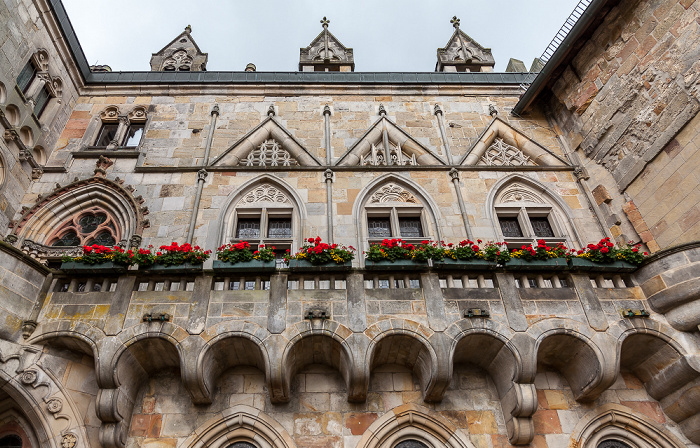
[31,168,43,180]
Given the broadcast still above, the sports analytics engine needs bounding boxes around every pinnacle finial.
[185,25,192,33]
[267,105,276,117]
[321,17,330,28]
[450,16,460,29]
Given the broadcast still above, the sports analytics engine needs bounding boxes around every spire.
[150,26,208,71]
[436,16,495,72]
[299,17,354,72]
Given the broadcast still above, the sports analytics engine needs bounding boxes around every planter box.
[568,258,637,273]
[505,258,568,271]
[433,258,497,271]
[364,259,429,271]
[288,259,352,272]
[139,263,203,274]
[213,259,276,273]
[60,261,128,275]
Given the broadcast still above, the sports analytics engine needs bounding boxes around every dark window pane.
[395,440,430,448]
[268,218,292,238]
[597,441,632,448]
[163,65,176,71]
[368,217,391,238]
[78,213,107,233]
[17,61,36,93]
[95,124,119,147]
[33,86,51,117]
[559,278,569,287]
[236,218,261,239]
[499,217,523,237]
[530,217,555,237]
[398,217,423,238]
[528,278,538,288]
[51,231,80,247]
[89,231,116,246]
[179,65,190,71]
[226,443,257,448]
[124,124,144,147]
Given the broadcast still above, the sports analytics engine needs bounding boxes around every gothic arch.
[10,176,148,246]
[181,404,296,448]
[209,174,306,249]
[272,320,355,404]
[355,404,475,448]
[365,319,439,402]
[530,319,613,402]
[196,321,272,408]
[352,174,443,264]
[570,403,687,448]
[485,173,583,247]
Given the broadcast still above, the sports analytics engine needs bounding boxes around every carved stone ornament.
[3,129,18,141]
[497,183,544,204]
[324,169,334,181]
[479,138,533,166]
[47,397,63,413]
[94,155,114,177]
[100,106,120,122]
[20,369,37,385]
[128,106,147,122]
[360,143,417,167]
[449,168,460,180]
[21,320,38,339]
[129,234,143,248]
[3,234,18,244]
[197,169,208,181]
[61,433,77,448]
[240,139,298,167]
[32,168,43,180]
[369,183,419,204]
[237,184,291,207]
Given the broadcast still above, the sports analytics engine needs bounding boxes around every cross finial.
[321,17,330,28]
[450,16,460,29]
[185,25,192,33]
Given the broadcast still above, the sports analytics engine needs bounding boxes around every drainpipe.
[186,104,219,244]
[325,169,334,244]
[434,104,454,164]
[450,168,473,240]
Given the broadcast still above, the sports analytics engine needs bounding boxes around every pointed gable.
[461,117,570,167]
[436,17,495,72]
[336,106,444,167]
[299,17,354,72]
[150,25,208,71]
[211,107,322,167]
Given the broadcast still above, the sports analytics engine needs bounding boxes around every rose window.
[48,208,119,247]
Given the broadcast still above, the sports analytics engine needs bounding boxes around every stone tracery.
[240,139,299,167]
[369,183,419,203]
[479,138,533,166]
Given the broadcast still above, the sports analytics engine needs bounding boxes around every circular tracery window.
[597,441,632,448]
[48,207,119,247]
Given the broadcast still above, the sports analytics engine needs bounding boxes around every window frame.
[229,206,295,256]
[16,60,37,94]
[91,107,147,150]
[365,203,428,244]
[495,204,566,249]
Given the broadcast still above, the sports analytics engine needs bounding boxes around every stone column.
[450,168,473,240]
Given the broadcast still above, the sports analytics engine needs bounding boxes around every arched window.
[0,435,22,448]
[394,441,430,448]
[356,178,441,252]
[47,206,119,247]
[220,178,304,266]
[488,176,581,249]
[597,441,632,448]
[226,443,257,448]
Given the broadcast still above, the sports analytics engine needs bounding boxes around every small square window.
[236,218,261,239]
[530,217,555,237]
[123,124,144,147]
[399,217,423,238]
[499,217,523,237]
[95,124,120,147]
[368,217,391,238]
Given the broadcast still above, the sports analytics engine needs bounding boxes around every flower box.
[505,258,568,271]
[364,259,429,271]
[568,258,637,273]
[213,259,276,273]
[139,263,203,274]
[288,259,352,272]
[60,261,128,275]
[433,258,498,271]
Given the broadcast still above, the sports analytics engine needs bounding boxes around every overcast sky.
[62,0,581,73]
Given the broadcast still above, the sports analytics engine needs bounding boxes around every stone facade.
[0,1,700,448]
